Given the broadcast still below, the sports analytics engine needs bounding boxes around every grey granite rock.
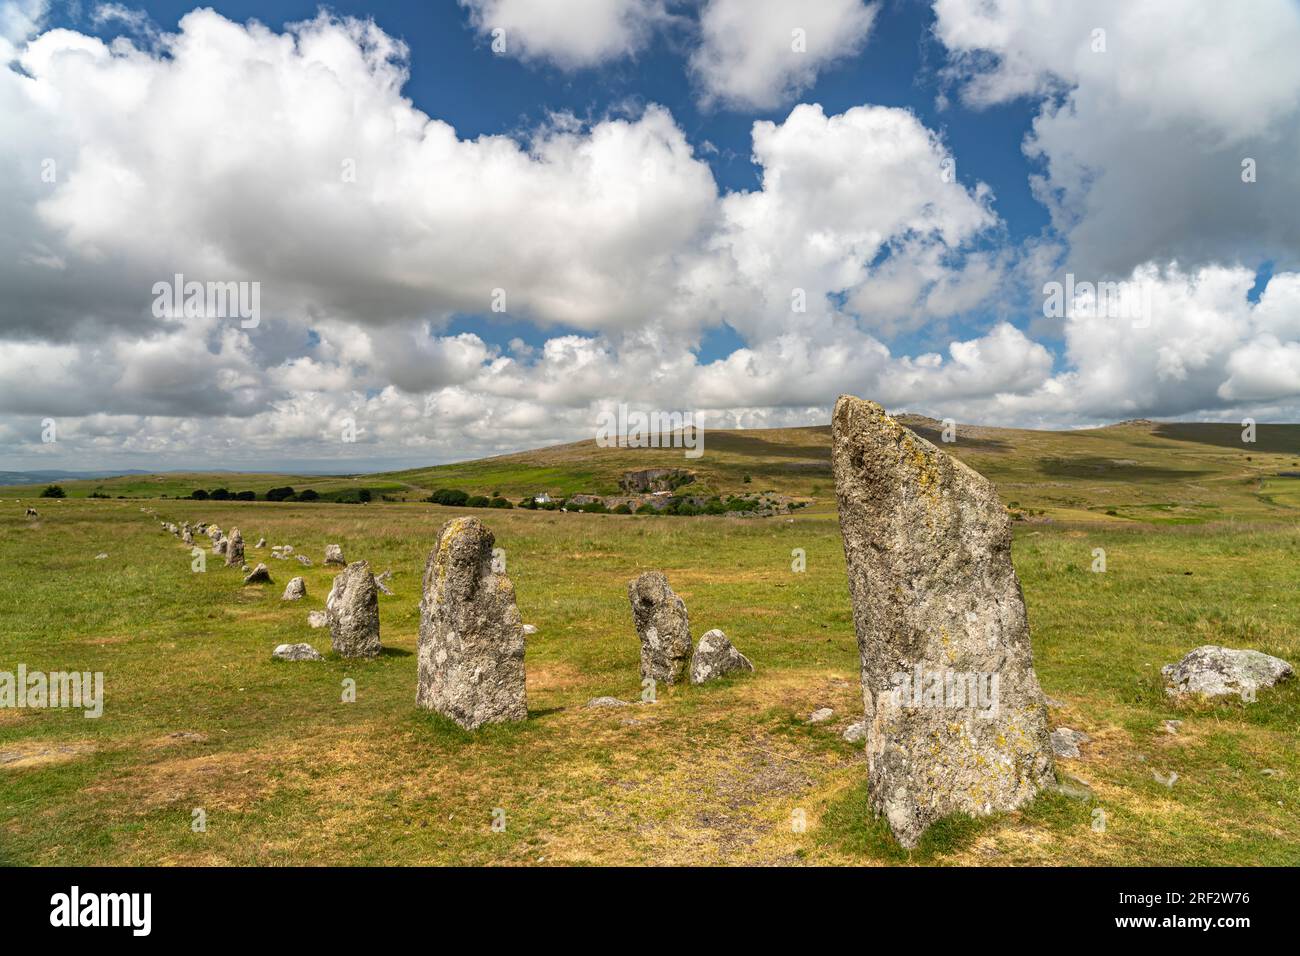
[324,544,346,566]
[689,628,754,685]
[1162,645,1293,702]
[282,576,306,601]
[273,643,322,662]
[831,394,1055,849]
[416,517,526,729]
[326,561,381,658]
[242,563,271,585]
[628,571,692,686]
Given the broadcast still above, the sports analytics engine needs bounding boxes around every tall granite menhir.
[831,395,1054,848]
[416,517,527,730]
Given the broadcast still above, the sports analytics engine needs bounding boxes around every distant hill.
[4,419,1299,524]
[0,469,152,485]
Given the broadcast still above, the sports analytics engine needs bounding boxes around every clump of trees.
[40,485,66,498]
[428,489,470,506]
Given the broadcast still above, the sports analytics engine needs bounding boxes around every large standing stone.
[416,517,526,729]
[628,571,692,686]
[326,560,382,659]
[225,528,245,567]
[831,395,1055,849]
[689,628,754,685]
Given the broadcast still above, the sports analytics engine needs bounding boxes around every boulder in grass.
[282,577,306,601]
[324,544,346,566]
[273,643,323,662]
[1162,645,1294,702]
[689,628,755,685]
[242,563,272,585]
[307,610,328,629]
[586,696,630,708]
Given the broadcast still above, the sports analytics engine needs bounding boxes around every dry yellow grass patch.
[0,739,95,770]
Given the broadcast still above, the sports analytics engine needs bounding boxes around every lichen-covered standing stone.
[689,628,754,685]
[416,517,526,729]
[282,576,306,601]
[628,571,692,686]
[225,528,244,567]
[831,394,1054,849]
[326,560,382,659]
[324,544,346,566]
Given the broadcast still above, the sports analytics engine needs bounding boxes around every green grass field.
[2,419,1298,865]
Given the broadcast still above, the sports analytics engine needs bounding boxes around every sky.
[2,0,1299,473]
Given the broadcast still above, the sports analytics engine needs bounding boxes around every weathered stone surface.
[522,623,538,636]
[586,696,630,708]
[808,707,834,724]
[307,610,328,628]
[627,571,692,686]
[273,643,322,662]
[324,544,346,566]
[282,577,306,601]
[327,561,382,659]
[416,517,526,729]
[689,628,754,685]
[182,528,194,546]
[296,555,313,567]
[374,569,393,595]
[255,537,265,549]
[832,394,1055,849]
[1162,645,1294,702]
[213,536,227,556]
[843,720,867,743]
[242,563,271,585]
[1050,727,1090,759]
[225,528,245,567]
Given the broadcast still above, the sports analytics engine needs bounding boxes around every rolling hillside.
[6,418,1300,524]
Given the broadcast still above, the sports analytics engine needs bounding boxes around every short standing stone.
[327,560,381,659]
[1162,645,1294,702]
[225,528,245,567]
[182,528,194,545]
[416,517,526,729]
[689,628,754,685]
[831,395,1055,849]
[213,536,226,556]
[273,643,322,662]
[282,577,306,601]
[307,610,328,628]
[628,571,692,686]
[324,544,346,566]
[242,563,271,585]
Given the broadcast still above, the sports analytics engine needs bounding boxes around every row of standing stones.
[150,393,1295,849]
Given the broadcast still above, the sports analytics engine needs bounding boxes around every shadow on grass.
[1037,457,1213,481]
[819,780,1093,864]
[406,709,538,746]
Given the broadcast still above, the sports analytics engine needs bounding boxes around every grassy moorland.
[1,420,1298,865]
